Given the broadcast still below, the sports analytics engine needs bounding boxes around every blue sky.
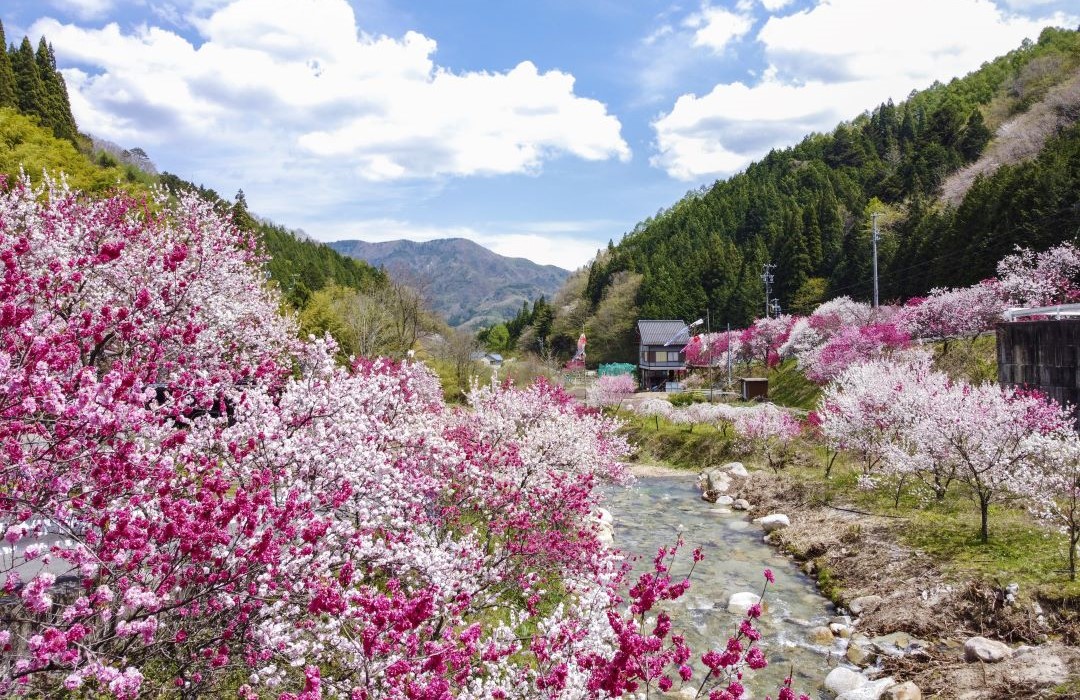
[5,0,1078,269]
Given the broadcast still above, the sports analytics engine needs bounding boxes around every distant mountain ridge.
[328,238,570,329]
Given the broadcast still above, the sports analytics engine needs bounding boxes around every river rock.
[732,498,750,511]
[848,594,883,615]
[760,513,790,533]
[699,469,732,502]
[724,461,749,477]
[830,622,853,638]
[846,635,876,666]
[872,631,927,657]
[824,667,866,695]
[837,677,895,700]
[596,508,613,526]
[715,495,735,506]
[727,591,763,615]
[807,625,835,645]
[963,636,1013,663]
[882,681,922,700]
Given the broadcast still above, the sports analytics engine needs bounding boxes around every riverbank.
[736,469,1080,699]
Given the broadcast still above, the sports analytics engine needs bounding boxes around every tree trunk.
[979,492,990,543]
[1071,527,1078,582]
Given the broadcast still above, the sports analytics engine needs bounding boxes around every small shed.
[741,377,768,401]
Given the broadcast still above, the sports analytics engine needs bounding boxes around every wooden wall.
[997,320,1080,423]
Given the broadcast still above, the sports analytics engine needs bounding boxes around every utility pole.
[871,212,880,309]
[726,322,732,388]
[761,263,776,318]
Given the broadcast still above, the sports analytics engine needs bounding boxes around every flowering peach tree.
[0,178,804,699]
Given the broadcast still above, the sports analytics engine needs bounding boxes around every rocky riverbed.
[611,464,1080,699]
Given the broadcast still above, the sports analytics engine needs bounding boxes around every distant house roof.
[637,319,690,346]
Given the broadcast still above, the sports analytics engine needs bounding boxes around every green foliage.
[575,29,1080,351]
[0,108,149,193]
[0,21,16,109]
[766,359,822,412]
[481,323,509,353]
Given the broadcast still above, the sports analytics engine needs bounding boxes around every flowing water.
[603,471,837,699]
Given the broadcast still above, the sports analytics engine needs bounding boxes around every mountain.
[559,27,1080,365]
[328,238,570,329]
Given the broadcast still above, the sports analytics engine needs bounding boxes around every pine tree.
[11,37,46,119]
[0,21,16,108]
[35,39,77,141]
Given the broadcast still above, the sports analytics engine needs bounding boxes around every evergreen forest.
[566,27,1080,364]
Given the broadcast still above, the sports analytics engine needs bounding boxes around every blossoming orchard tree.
[0,179,804,699]
[1014,433,1080,580]
[733,405,802,473]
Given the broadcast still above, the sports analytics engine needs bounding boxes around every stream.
[604,471,837,699]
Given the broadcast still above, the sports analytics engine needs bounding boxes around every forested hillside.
[330,237,568,329]
[573,27,1080,364]
[0,18,387,320]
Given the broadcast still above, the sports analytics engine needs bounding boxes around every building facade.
[637,319,690,391]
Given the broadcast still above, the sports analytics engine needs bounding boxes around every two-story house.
[637,319,690,391]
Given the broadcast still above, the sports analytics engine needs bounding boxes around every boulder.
[726,591,763,615]
[824,667,865,695]
[848,595,883,615]
[807,625,835,645]
[882,681,922,700]
[837,677,895,700]
[715,495,734,506]
[963,636,1013,663]
[698,469,731,502]
[732,498,750,511]
[760,513,790,533]
[596,508,613,527]
[725,462,749,477]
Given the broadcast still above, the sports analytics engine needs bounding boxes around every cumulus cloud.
[652,0,1075,180]
[33,0,629,183]
[686,5,754,52]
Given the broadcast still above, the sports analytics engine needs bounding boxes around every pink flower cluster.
[0,177,802,698]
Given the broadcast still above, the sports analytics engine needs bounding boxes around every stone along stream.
[604,471,837,699]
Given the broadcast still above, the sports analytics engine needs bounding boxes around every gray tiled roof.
[637,319,689,346]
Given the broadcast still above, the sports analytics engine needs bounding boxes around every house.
[470,352,504,367]
[637,320,690,391]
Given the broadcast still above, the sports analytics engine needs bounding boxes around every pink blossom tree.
[801,321,911,385]
[587,373,637,411]
[733,405,803,473]
[997,242,1080,308]
[740,316,794,370]
[1014,432,1080,579]
[896,281,1005,348]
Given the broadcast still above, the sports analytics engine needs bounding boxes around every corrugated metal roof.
[637,319,689,346]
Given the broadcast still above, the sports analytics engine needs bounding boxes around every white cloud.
[33,0,629,183]
[685,4,754,52]
[48,0,114,20]
[760,0,794,11]
[652,0,1075,180]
